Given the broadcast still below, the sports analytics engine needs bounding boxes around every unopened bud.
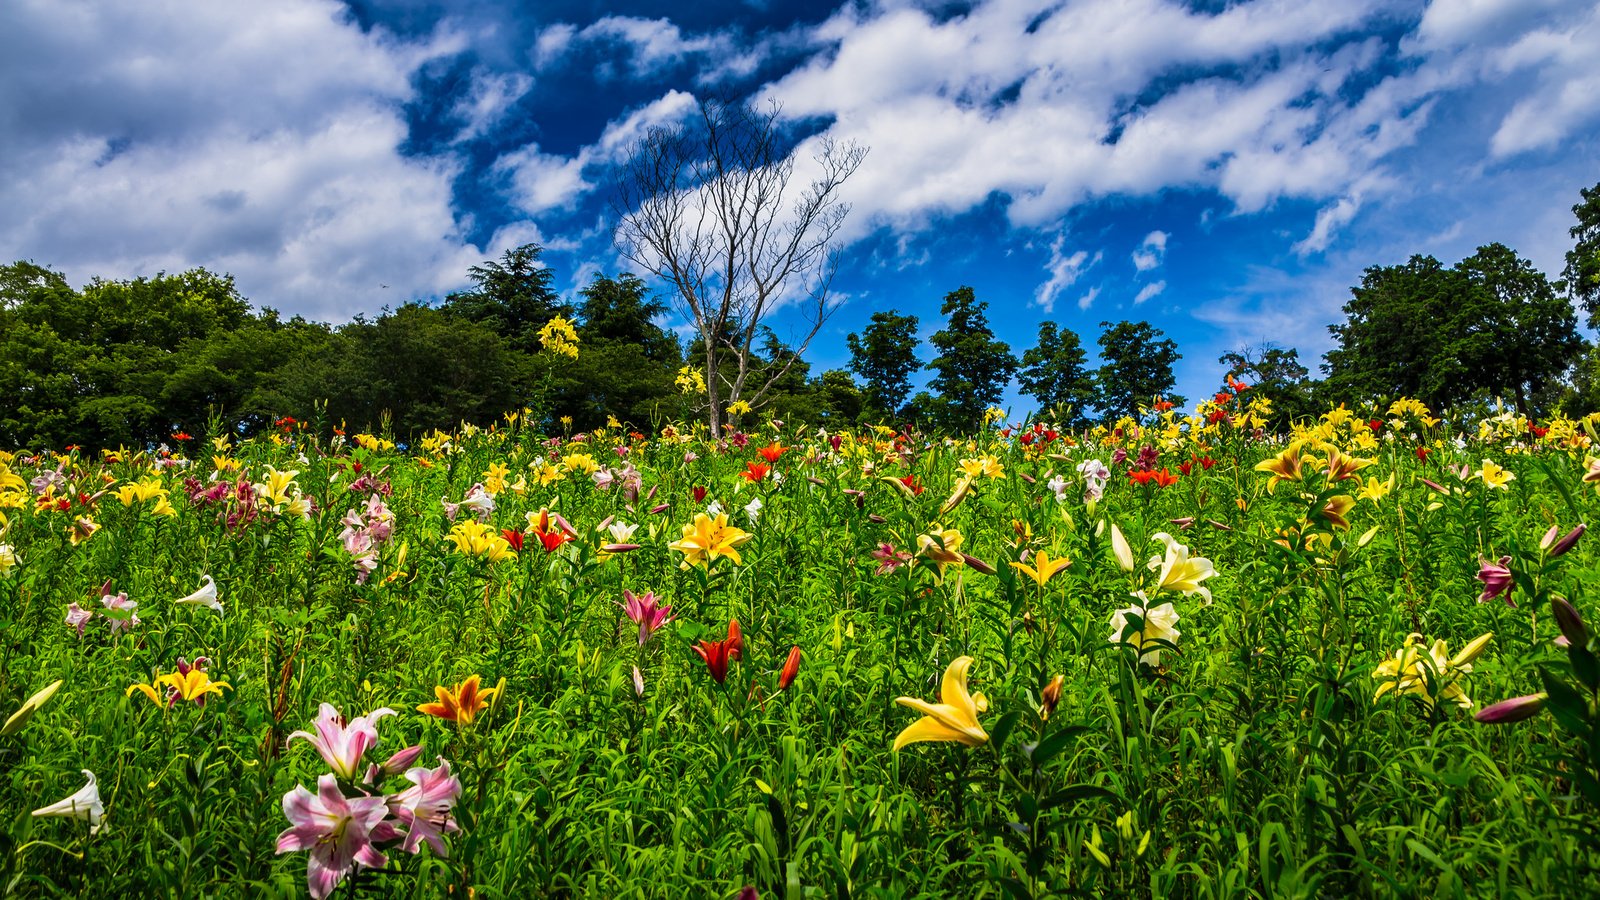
[1474,692,1546,724]
[1551,523,1586,558]
[1040,673,1063,720]
[961,553,997,575]
[1552,596,1588,647]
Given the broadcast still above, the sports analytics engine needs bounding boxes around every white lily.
[32,769,104,834]
[175,575,223,614]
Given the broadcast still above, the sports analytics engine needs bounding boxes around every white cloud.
[1077,286,1101,311]
[533,15,766,84]
[1487,3,1600,157]
[452,70,533,143]
[0,0,493,321]
[1131,230,1168,272]
[1133,281,1166,305]
[1033,237,1098,313]
[496,90,698,215]
[1293,195,1363,256]
[763,0,1413,239]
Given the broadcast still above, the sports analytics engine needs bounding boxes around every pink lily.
[621,589,673,646]
[387,758,463,856]
[1476,556,1514,606]
[277,774,399,899]
[287,703,396,780]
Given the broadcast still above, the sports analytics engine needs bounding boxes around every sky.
[2,0,1598,414]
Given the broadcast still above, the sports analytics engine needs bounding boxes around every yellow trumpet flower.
[893,656,989,750]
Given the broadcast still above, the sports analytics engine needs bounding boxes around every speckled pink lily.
[276,774,399,899]
[288,703,396,780]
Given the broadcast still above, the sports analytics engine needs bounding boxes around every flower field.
[3,397,1600,898]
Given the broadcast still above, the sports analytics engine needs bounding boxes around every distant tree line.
[2,181,1596,448]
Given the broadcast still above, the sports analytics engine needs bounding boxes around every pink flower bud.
[1474,693,1546,724]
[1552,596,1588,647]
[1551,523,1586,558]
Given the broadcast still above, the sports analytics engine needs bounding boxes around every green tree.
[927,287,1018,431]
[555,273,681,429]
[1456,243,1581,414]
[1325,246,1579,415]
[1566,181,1600,327]
[343,304,523,438]
[441,243,569,354]
[1094,320,1181,422]
[846,310,922,419]
[1017,321,1095,428]
[1218,345,1315,429]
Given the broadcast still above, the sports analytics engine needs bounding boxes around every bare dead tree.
[614,98,866,436]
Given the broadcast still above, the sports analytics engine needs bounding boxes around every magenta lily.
[288,703,396,780]
[277,774,399,899]
[1476,556,1514,606]
[621,589,673,646]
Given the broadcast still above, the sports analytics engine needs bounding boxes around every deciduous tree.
[614,99,866,436]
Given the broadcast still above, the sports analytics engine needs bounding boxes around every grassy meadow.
[2,395,1599,898]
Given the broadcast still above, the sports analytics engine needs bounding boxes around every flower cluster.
[278,704,462,899]
[340,494,396,584]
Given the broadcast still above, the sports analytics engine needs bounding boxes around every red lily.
[694,623,742,684]
[501,529,525,552]
[758,442,787,463]
[1152,468,1179,488]
[742,462,771,483]
[779,646,802,690]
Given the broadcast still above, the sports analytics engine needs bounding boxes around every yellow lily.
[1476,460,1514,489]
[957,455,1004,479]
[1325,447,1375,482]
[893,656,989,750]
[1372,632,1491,710]
[916,525,965,578]
[1319,495,1356,530]
[1356,473,1394,503]
[668,513,753,568]
[1011,550,1071,591]
[126,667,231,708]
[1253,444,1304,491]
[1147,533,1216,604]
[446,521,516,563]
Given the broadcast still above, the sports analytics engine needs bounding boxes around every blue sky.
[2,0,1597,413]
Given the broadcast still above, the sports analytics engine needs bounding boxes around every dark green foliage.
[554,274,682,430]
[1566,181,1600,327]
[846,310,922,419]
[1218,345,1315,428]
[927,287,1017,431]
[1017,321,1095,428]
[1094,320,1181,422]
[440,244,570,354]
[1325,245,1580,415]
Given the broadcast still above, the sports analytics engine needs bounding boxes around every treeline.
[0,248,687,448]
[3,183,1597,447]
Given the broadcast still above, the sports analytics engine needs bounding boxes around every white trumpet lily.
[32,769,104,834]
[175,575,223,614]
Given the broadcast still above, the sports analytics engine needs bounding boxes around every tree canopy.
[1094,320,1181,422]
[926,287,1018,431]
